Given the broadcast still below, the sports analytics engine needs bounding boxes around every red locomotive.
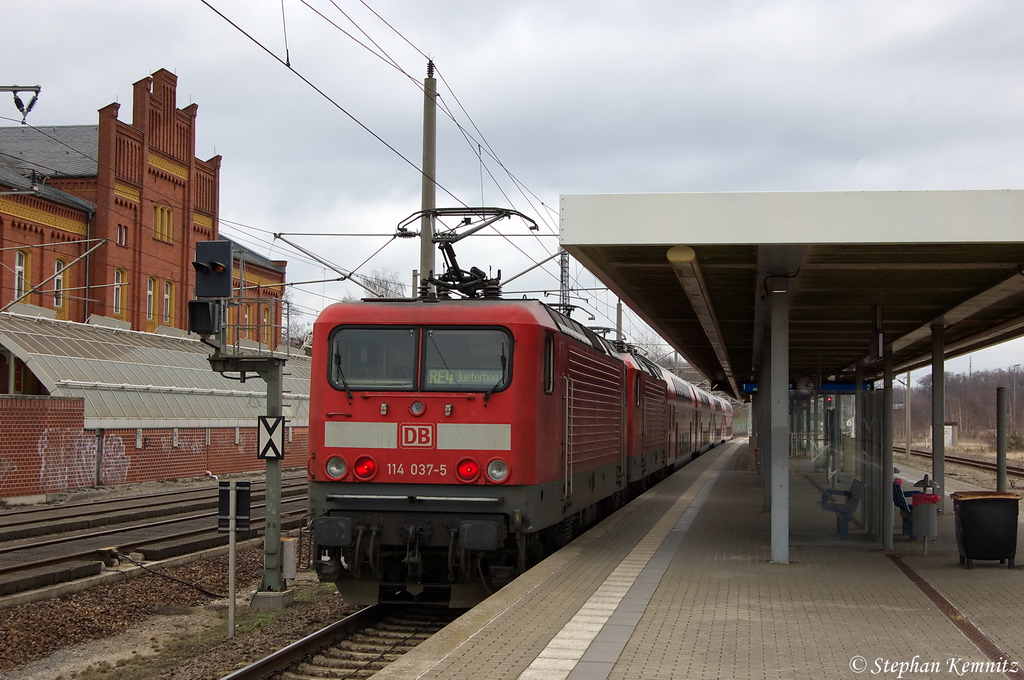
[308,298,732,606]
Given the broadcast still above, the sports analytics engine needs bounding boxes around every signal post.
[190,241,293,609]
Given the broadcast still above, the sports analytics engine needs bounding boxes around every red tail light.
[354,456,377,480]
[456,458,480,482]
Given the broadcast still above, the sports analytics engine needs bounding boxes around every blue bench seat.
[818,479,865,539]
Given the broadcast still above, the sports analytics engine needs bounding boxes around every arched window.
[146,277,155,319]
[163,280,172,324]
[53,260,65,307]
[243,304,252,338]
[14,250,27,300]
[113,270,125,315]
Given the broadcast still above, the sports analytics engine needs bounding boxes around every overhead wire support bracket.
[1,85,41,123]
[273,233,384,297]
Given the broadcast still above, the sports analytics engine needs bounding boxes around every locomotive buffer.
[190,240,293,609]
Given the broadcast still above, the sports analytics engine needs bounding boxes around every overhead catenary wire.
[199,0,465,209]
[2,13,659,347]
[203,1,584,300]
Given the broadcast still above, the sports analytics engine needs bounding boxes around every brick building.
[0,71,299,500]
[0,68,286,346]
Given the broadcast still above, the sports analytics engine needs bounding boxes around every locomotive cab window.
[330,327,417,390]
[423,328,512,393]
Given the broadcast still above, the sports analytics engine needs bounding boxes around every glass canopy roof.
[0,313,310,429]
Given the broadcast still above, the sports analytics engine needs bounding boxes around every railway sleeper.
[0,560,102,596]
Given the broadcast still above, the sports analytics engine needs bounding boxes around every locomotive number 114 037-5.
[386,463,448,476]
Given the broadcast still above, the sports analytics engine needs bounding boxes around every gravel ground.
[0,548,359,680]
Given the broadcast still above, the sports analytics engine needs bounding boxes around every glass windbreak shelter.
[759,385,892,545]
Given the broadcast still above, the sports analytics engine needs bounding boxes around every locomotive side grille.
[566,348,624,465]
[643,380,668,453]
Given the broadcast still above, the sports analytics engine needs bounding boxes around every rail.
[221,605,386,680]
[894,446,1024,478]
[221,604,459,680]
[0,501,308,577]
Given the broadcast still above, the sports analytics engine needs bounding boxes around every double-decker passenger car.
[308,298,731,606]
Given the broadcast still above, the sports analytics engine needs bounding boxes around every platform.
[375,439,1024,680]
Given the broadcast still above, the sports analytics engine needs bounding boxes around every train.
[307,297,732,607]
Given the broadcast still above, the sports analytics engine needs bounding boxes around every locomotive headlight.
[410,400,425,416]
[325,456,347,479]
[486,458,509,483]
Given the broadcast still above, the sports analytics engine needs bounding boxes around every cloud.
[6,0,1024,349]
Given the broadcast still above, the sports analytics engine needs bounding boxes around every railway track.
[0,477,308,540]
[223,603,459,680]
[0,475,310,601]
[894,446,1024,478]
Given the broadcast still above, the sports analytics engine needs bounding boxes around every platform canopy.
[561,190,1024,399]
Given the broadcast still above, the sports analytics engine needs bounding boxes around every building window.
[153,205,173,243]
[263,308,270,344]
[14,250,28,300]
[113,269,125,315]
[163,280,172,324]
[243,304,251,339]
[146,277,155,319]
[53,260,65,307]
[116,224,128,246]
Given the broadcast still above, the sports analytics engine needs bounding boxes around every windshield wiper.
[333,354,354,401]
[483,345,508,403]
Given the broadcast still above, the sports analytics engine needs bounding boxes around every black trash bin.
[950,491,1021,569]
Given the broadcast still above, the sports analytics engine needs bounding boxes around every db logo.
[401,424,434,448]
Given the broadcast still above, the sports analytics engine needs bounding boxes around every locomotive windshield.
[328,326,511,393]
[423,329,509,392]
[331,328,417,390]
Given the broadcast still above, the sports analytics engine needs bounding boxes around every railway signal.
[192,240,233,298]
[189,240,292,609]
[189,240,232,339]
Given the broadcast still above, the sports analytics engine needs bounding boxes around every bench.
[818,479,865,539]
[892,480,920,540]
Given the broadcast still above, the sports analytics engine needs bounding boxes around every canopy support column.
[932,324,946,512]
[769,278,790,564]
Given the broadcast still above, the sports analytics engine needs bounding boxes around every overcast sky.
[5,0,1024,379]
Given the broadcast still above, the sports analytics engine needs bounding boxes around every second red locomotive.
[308,297,731,606]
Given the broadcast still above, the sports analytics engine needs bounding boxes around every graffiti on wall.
[100,434,130,485]
[0,457,16,494]
[37,429,131,492]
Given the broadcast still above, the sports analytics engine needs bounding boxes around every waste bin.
[950,491,1021,569]
[912,493,940,538]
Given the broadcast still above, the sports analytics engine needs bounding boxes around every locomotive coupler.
[400,519,431,582]
[317,551,341,579]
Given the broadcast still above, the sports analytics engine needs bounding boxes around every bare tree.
[360,268,407,298]
[280,295,312,349]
